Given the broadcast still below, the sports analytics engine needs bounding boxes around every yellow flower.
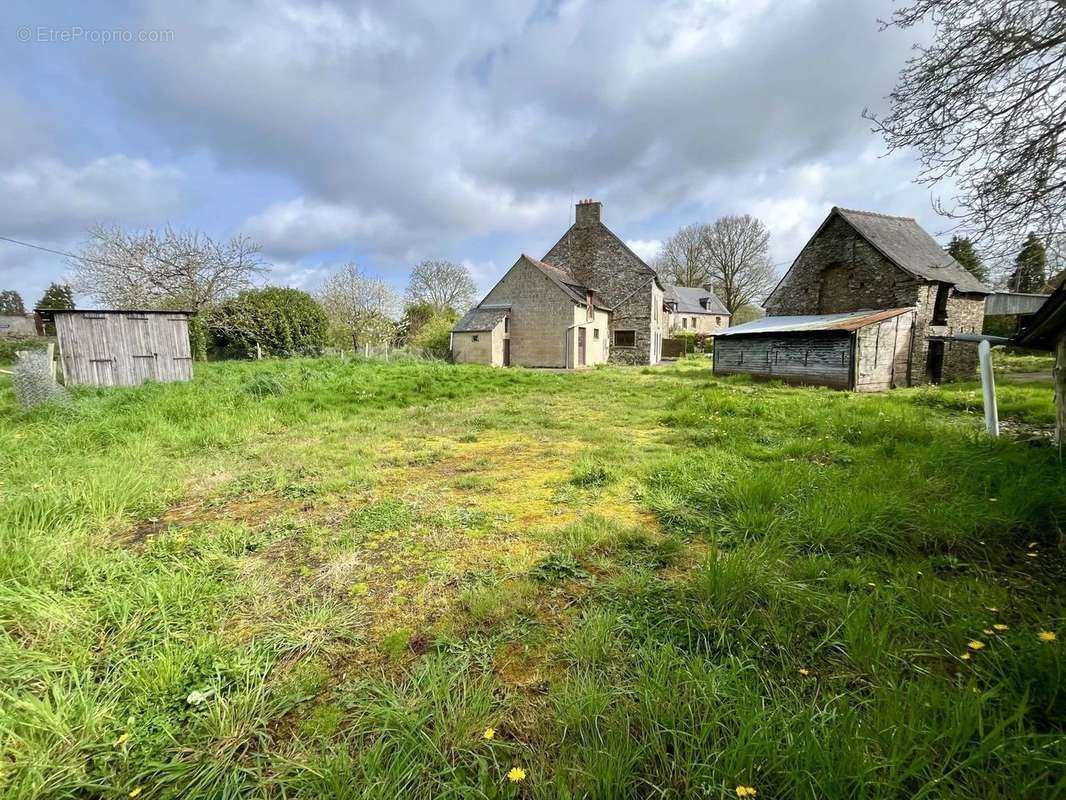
[798,668,810,676]
[982,629,994,635]
[735,786,758,798]
[128,788,143,799]
[482,727,495,740]
[993,624,1008,632]
[1038,631,1057,642]
[959,652,971,661]
[113,733,130,747]
[967,640,985,651]
[507,767,526,783]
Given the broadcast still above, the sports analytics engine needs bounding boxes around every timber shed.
[36,308,194,387]
[713,308,915,391]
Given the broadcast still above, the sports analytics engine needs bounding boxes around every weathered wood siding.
[714,333,853,389]
[853,311,914,392]
[55,311,193,387]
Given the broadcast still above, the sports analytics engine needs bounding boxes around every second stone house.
[764,207,990,384]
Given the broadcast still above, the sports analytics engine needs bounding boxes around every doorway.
[503,338,511,367]
[577,327,586,367]
[926,341,944,383]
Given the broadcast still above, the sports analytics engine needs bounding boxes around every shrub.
[411,311,458,359]
[0,336,49,365]
[207,287,328,358]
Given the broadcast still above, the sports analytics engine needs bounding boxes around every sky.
[0,0,946,308]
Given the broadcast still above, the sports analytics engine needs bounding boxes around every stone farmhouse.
[664,285,730,334]
[453,200,668,368]
[716,207,990,388]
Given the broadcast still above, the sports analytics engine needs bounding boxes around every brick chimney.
[575,198,601,227]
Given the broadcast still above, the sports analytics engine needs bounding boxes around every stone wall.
[452,326,500,366]
[544,203,662,365]
[482,258,577,368]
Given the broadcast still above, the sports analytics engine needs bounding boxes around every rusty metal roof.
[714,308,914,337]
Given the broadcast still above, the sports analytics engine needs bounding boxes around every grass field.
[0,358,1063,799]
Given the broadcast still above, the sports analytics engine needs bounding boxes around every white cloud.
[0,155,186,239]
[625,239,663,264]
[241,197,402,260]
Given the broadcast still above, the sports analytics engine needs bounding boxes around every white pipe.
[978,339,999,438]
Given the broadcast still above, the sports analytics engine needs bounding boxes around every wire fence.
[13,350,68,409]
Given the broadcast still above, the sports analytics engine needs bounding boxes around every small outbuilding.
[1015,283,1066,443]
[713,308,915,391]
[36,308,194,387]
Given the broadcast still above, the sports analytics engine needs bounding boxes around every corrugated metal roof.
[714,308,913,336]
[663,285,729,315]
[453,305,510,332]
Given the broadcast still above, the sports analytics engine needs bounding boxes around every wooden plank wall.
[853,311,915,392]
[55,312,193,387]
[713,333,853,389]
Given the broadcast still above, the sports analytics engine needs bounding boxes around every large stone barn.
[713,308,915,391]
[451,254,611,369]
[764,207,990,384]
[37,308,194,387]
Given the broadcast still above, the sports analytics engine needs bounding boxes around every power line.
[0,234,135,271]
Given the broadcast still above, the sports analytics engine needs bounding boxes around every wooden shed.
[36,308,194,387]
[712,308,915,391]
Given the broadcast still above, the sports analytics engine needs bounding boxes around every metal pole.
[978,340,999,437]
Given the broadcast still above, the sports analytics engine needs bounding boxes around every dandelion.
[1038,631,1057,643]
[798,668,810,676]
[982,628,994,635]
[967,640,985,651]
[483,727,495,740]
[507,767,526,783]
[113,732,130,747]
[993,624,1008,632]
[735,786,758,797]
[960,652,971,660]
[128,788,143,799]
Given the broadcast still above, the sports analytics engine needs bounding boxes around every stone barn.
[714,308,916,391]
[765,207,990,384]
[38,308,194,387]
[451,254,611,369]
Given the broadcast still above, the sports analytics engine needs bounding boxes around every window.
[614,330,636,347]
[682,318,688,329]
[715,316,721,325]
[932,283,950,325]
[691,317,697,327]
[593,328,599,339]
[503,316,509,333]
[472,335,479,342]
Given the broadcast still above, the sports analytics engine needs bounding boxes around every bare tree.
[654,224,710,286]
[317,263,399,349]
[69,224,266,310]
[406,259,477,312]
[701,215,777,314]
[865,0,1066,254]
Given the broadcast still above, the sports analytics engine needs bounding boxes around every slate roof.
[834,208,991,294]
[664,285,729,316]
[714,308,914,336]
[452,305,510,332]
[522,255,611,310]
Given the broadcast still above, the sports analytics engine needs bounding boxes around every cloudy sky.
[0,0,943,306]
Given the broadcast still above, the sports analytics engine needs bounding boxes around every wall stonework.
[767,214,985,384]
[543,203,662,365]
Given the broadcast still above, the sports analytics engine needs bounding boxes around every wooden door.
[125,315,159,384]
[577,328,586,367]
[503,338,511,367]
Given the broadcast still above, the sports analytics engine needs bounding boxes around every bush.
[411,311,458,359]
[207,287,328,358]
[0,336,50,365]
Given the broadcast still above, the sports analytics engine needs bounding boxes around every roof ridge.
[835,206,916,222]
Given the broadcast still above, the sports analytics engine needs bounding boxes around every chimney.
[575,198,601,228]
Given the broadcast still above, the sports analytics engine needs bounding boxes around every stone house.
[664,285,730,334]
[451,254,610,368]
[542,200,667,365]
[764,207,990,384]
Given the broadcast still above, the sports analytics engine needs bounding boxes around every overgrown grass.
[0,358,1063,798]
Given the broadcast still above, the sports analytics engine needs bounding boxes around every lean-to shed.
[36,308,194,387]
[712,308,915,391]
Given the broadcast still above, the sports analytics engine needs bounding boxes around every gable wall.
[544,223,660,365]
[482,259,575,368]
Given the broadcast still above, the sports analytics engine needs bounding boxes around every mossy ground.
[0,357,1063,799]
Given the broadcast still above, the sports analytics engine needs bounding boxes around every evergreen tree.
[1011,233,1047,293]
[0,290,25,315]
[946,236,988,283]
[37,282,75,310]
